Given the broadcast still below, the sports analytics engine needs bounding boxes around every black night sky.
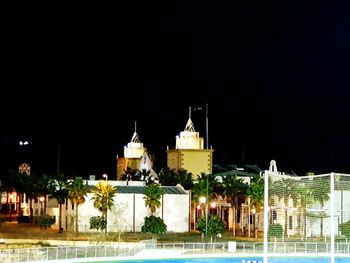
[1,2,350,178]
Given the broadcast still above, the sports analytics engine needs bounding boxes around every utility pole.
[206,103,209,150]
[57,144,61,176]
[205,174,208,239]
[193,104,209,149]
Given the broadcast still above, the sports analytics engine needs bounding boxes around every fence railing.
[0,241,349,262]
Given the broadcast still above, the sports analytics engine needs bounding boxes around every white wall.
[75,187,189,233]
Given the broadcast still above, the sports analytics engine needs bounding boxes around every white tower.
[123,122,146,158]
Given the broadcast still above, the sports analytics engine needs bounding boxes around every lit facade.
[167,117,213,179]
[116,126,149,180]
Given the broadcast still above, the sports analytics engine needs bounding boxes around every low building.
[57,180,190,233]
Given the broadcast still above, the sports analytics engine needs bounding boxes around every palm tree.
[36,174,51,215]
[247,175,264,238]
[68,177,90,234]
[220,174,247,235]
[91,180,117,234]
[311,176,330,237]
[272,178,298,237]
[121,167,139,184]
[158,168,193,189]
[158,167,177,186]
[48,174,68,233]
[176,168,194,190]
[296,179,314,237]
[192,178,209,217]
[13,172,30,217]
[143,183,163,215]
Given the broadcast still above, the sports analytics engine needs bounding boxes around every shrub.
[196,214,226,239]
[339,221,350,239]
[268,223,283,238]
[89,216,106,231]
[141,216,167,234]
[39,215,55,229]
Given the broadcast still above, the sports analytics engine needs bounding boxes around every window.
[270,209,277,224]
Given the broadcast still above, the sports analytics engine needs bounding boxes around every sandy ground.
[0,221,92,241]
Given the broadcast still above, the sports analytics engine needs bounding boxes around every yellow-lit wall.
[116,157,141,180]
[167,149,213,179]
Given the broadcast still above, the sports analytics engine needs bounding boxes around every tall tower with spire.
[167,107,213,179]
[116,122,151,180]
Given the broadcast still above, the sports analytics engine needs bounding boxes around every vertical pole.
[263,170,269,263]
[248,205,251,238]
[133,194,135,232]
[205,174,208,238]
[330,172,335,263]
[233,207,236,236]
[57,144,61,176]
[206,103,209,150]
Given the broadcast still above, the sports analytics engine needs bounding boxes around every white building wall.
[75,185,189,233]
[307,189,350,237]
[162,193,189,232]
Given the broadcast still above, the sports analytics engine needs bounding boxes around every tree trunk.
[285,209,288,237]
[105,210,108,234]
[58,203,62,233]
[75,204,79,234]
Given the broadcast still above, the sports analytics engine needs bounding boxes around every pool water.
[90,256,349,263]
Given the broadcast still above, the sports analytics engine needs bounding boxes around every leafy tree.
[48,173,68,233]
[68,177,90,234]
[143,183,163,215]
[196,214,226,241]
[91,180,117,234]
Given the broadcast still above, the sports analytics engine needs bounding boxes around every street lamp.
[102,173,108,182]
[102,174,108,234]
[9,193,14,222]
[39,196,45,216]
[252,207,256,239]
[199,196,208,238]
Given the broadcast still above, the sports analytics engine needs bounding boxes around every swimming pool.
[74,255,350,263]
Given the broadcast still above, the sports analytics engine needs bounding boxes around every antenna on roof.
[189,106,191,119]
[135,121,137,133]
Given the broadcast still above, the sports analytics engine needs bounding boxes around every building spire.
[184,118,195,132]
[131,121,140,143]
